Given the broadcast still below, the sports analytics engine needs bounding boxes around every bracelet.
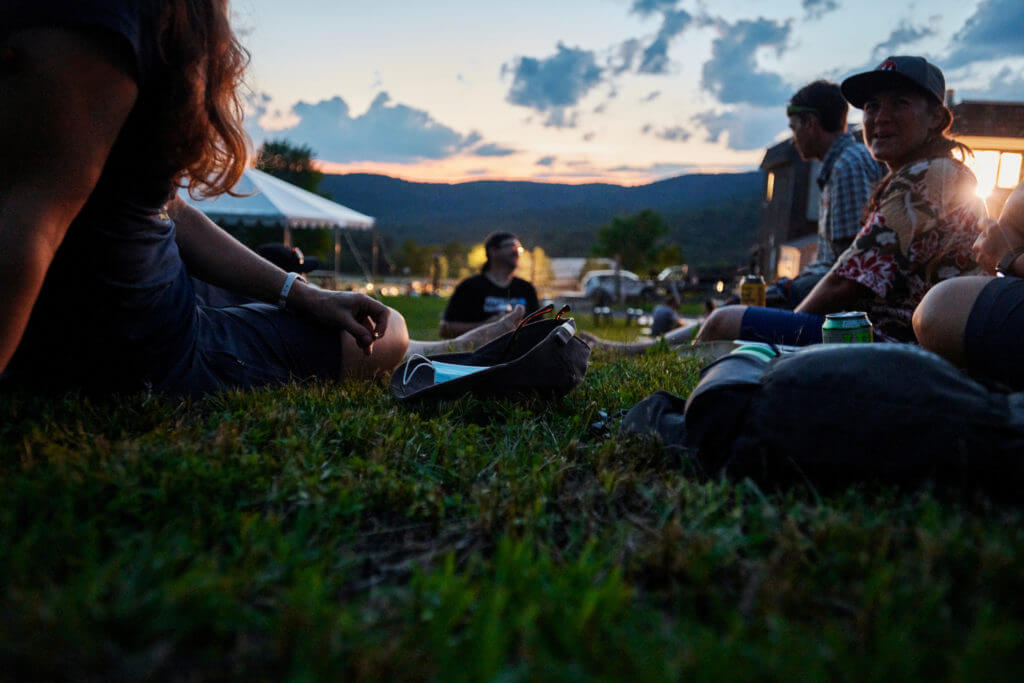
[277,272,300,310]
[996,246,1024,277]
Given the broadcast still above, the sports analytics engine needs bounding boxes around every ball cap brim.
[841,55,945,109]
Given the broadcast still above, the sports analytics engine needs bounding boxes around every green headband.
[786,105,821,117]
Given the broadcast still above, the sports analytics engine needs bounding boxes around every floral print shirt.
[832,157,987,342]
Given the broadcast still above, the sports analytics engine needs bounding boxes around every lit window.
[998,152,1022,189]
[765,171,775,202]
[964,150,1000,199]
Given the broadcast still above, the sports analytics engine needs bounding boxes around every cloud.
[638,9,694,74]
[651,125,693,142]
[871,22,936,59]
[960,65,1024,100]
[610,38,644,76]
[630,0,680,16]
[505,43,604,115]
[802,0,839,21]
[695,105,784,150]
[536,155,557,166]
[246,92,481,163]
[946,0,1024,68]
[701,18,793,107]
[642,90,662,102]
[544,109,581,129]
[473,143,517,157]
[583,132,596,142]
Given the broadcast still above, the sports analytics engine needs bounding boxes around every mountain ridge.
[318,171,765,267]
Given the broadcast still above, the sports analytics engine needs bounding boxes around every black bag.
[622,344,1024,488]
[390,305,591,402]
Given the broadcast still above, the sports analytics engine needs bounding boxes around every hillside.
[319,172,764,268]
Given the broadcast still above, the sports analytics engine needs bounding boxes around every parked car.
[581,269,656,303]
[655,265,698,296]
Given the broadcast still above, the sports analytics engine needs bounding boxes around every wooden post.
[614,254,622,304]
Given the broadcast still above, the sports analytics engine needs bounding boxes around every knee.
[912,277,986,364]
[912,283,952,351]
[373,307,410,373]
[341,306,410,379]
[695,306,745,342]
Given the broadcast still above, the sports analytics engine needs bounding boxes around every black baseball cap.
[841,55,945,109]
[255,243,320,273]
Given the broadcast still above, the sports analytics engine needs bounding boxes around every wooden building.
[755,137,824,280]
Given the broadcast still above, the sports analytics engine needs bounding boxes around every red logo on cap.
[878,60,897,71]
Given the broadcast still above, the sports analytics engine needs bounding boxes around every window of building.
[998,152,1022,189]
[958,149,1023,198]
[765,171,775,202]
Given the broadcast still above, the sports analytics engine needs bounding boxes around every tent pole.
[334,227,341,277]
[283,225,292,247]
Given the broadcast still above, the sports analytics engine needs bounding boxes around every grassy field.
[1,296,1022,680]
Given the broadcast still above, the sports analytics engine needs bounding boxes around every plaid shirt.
[804,132,887,275]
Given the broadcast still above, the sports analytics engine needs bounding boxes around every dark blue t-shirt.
[443,274,540,323]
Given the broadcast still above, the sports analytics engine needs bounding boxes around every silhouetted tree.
[255,139,324,194]
[591,209,679,273]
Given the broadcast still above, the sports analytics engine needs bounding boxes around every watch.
[997,247,1024,277]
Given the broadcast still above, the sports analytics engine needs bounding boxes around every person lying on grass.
[0,0,517,397]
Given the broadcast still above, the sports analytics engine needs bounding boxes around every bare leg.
[693,305,748,342]
[578,321,701,356]
[405,305,525,359]
[913,276,992,366]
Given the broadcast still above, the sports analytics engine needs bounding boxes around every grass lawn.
[2,296,1022,680]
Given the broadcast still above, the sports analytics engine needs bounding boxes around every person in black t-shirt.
[440,232,539,339]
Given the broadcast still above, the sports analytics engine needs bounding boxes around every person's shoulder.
[889,157,984,213]
[10,0,146,82]
[902,157,975,192]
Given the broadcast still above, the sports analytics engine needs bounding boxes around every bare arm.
[973,182,1024,275]
[0,27,138,373]
[170,198,389,352]
[170,197,296,304]
[794,271,871,315]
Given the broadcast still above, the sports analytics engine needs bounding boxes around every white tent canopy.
[178,167,375,275]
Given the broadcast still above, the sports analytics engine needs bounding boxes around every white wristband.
[277,272,300,310]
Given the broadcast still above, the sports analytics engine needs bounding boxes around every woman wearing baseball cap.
[692,55,987,346]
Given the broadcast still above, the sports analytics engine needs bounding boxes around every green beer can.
[821,311,873,343]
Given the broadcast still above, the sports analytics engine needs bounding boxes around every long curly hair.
[155,0,250,198]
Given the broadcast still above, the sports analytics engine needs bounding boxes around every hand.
[298,287,390,355]
[972,217,1015,275]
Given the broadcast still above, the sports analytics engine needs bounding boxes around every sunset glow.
[236,0,1024,185]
